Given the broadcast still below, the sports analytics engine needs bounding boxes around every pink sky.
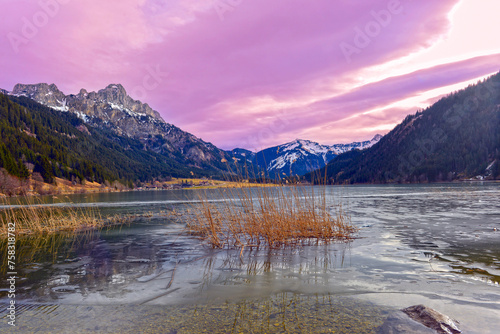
[1,0,499,150]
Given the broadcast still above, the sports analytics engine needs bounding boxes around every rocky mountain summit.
[7,83,227,167]
[12,83,163,123]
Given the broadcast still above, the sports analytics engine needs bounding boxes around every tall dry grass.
[0,198,126,238]
[187,166,355,249]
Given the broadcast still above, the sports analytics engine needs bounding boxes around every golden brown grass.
[187,184,355,249]
[0,198,128,238]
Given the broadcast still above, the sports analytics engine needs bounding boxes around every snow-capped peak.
[262,134,383,177]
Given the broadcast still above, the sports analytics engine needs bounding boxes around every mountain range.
[1,82,380,183]
[2,71,499,195]
[230,135,382,178]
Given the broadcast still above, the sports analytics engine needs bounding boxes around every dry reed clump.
[187,185,355,249]
[0,198,127,238]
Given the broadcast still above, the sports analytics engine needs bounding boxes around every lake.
[1,183,499,333]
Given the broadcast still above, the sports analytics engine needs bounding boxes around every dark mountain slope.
[312,72,500,184]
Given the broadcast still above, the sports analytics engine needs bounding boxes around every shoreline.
[0,178,279,199]
[1,177,498,199]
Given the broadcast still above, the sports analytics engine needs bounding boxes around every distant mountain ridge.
[229,135,382,177]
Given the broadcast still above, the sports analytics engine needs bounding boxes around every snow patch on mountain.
[269,152,300,170]
[108,102,146,117]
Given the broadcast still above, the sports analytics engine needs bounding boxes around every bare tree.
[0,168,22,196]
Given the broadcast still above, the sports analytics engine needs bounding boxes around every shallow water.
[1,183,499,333]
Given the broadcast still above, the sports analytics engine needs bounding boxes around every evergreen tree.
[17,158,30,179]
[34,156,55,184]
[0,143,19,176]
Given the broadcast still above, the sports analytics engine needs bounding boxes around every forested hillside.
[0,94,224,194]
[310,72,500,184]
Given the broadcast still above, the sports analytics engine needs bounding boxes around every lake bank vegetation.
[0,198,129,239]
[187,183,355,249]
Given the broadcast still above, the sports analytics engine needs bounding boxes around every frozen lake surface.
[1,183,499,333]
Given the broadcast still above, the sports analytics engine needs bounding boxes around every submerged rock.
[376,311,437,333]
[402,305,461,334]
[377,305,461,334]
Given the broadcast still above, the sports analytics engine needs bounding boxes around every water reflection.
[0,230,100,279]
[0,220,190,302]
[193,243,351,301]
